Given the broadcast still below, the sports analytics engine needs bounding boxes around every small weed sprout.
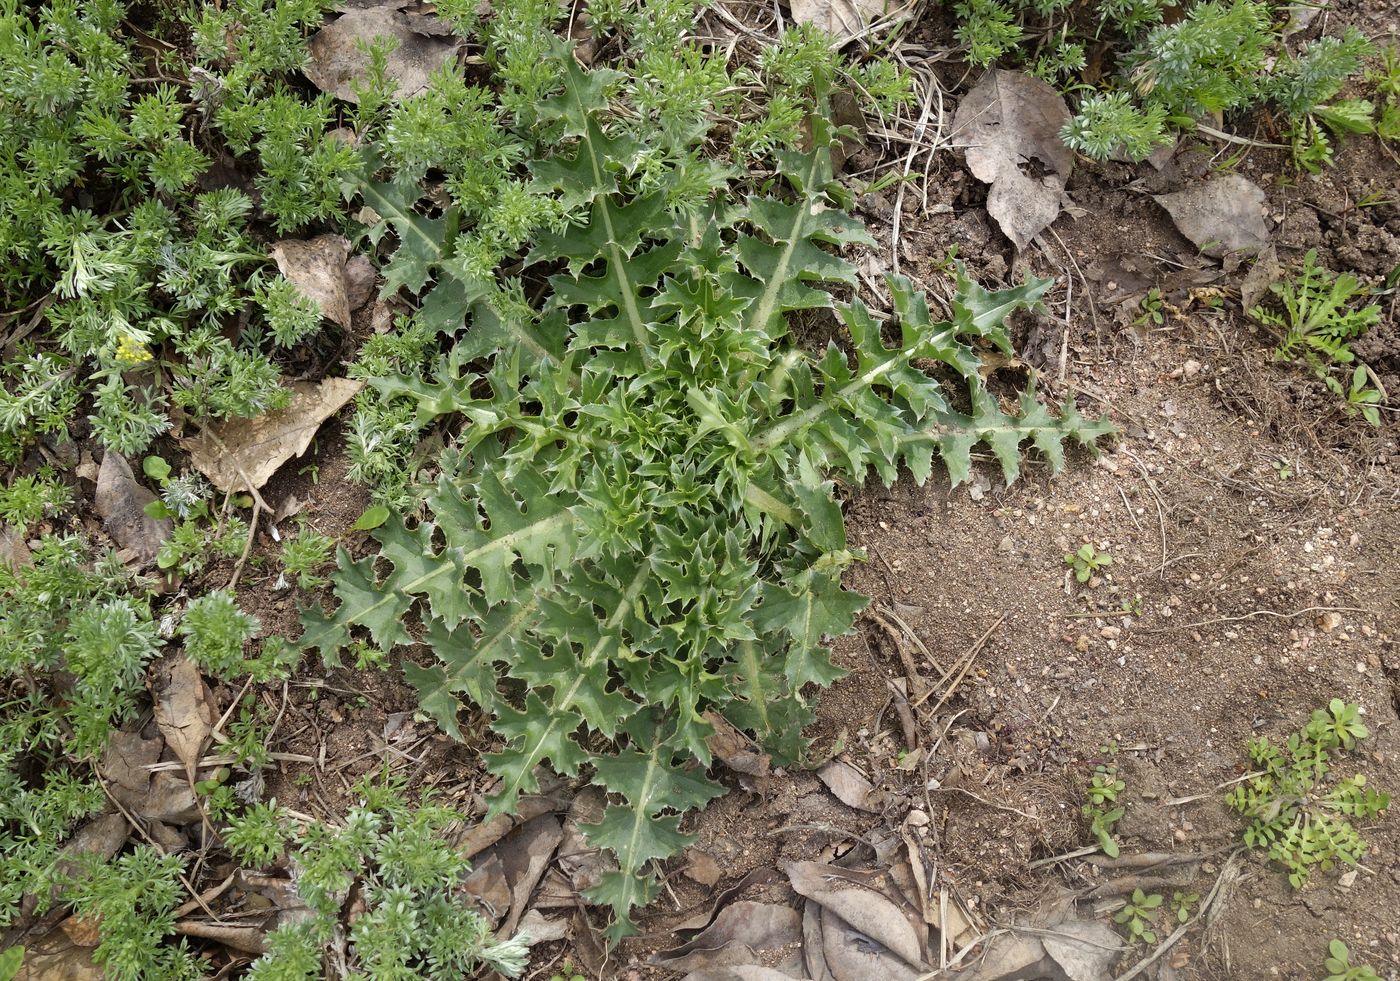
[1324,939,1383,981]
[1065,543,1113,583]
[549,960,587,981]
[1113,888,1163,944]
[1135,288,1165,327]
[1250,250,1384,426]
[1226,700,1390,888]
[1083,760,1126,858]
[1169,890,1198,924]
[279,525,335,590]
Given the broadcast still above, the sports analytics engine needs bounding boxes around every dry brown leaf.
[345,254,378,312]
[184,378,363,492]
[0,525,32,569]
[788,0,902,41]
[681,968,810,981]
[672,868,783,932]
[453,793,563,858]
[1240,244,1282,312]
[152,654,217,782]
[652,901,803,974]
[816,759,882,813]
[802,899,835,981]
[95,452,172,564]
[101,730,162,798]
[683,848,724,888]
[819,905,919,981]
[271,234,353,328]
[555,787,615,895]
[952,70,1073,251]
[490,813,563,935]
[15,928,103,980]
[57,916,101,948]
[305,5,461,104]
[1153,175,1271,257]
[463,854,511,924]
[516,908,571,947]
[704,710,770,786]
[1040,920,1124,981]
[784,862,925,969]
[101,731,201,824]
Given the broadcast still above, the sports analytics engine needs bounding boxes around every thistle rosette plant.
[302,44,1111,939]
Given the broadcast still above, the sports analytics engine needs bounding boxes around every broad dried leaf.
[1240,244,1282,312]
[305,5,461,103]
[819,905,918,981]
[784,862,925,969]
[14,929,102,980]
[95,452,172,564]
[652,901,803,974]
[152,655,217,782]
[953,70,1073,250]
[1153,175,1271,257]
[704,710,771,783]
[681,968,809,981]
[1041,920,1124,981]
[788,0,899,41]
[803,899,835,981]
[0,526,31,569]
[184,378,363,492]
[462,854,511,924]
[517,908,570,947]
[271,234,353,328]
[490,813,563,935]
[452,792,564,858]
[816,759,881,813]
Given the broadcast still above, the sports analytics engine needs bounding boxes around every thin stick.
[913,614,1005,710]
[935,785,1041,821]
[1142,606,1373,634]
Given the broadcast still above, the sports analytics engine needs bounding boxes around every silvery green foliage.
[305,44,1111,940]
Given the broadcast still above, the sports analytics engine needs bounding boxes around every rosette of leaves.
[1226,700,1390,888]
[303,45,1111,939]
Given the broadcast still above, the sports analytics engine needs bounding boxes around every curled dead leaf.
[653,901,803,974]
[953,70,1073,251]
[270,234,353,329]
[152,654,217,782]
[784,862,925,969]
[95,452,172,565]
[816,759,882,813]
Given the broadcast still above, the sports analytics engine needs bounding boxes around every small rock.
[1337,870,1358,891]
[1318,612,1343,632]
[1100,626,1122,640]
[906,809,930,828]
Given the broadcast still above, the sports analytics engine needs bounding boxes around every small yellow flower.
[115,335,153,366]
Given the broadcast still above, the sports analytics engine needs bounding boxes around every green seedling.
[1169,890,1198,924]
[1135,288,1165,327]
[1083,761,1126,858]
[549,960,587,981]
[1227,700,1390,888]
[1065,543,1113,582]
[1113,888,1162,944]
[1324,940,1383,981]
